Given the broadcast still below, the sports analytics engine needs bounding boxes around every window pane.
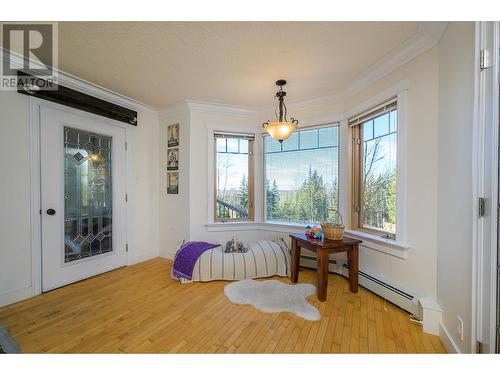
[239,139,248,154]
[227,138,239,153]
[373,113,389,138]
[216,138,226,152]
[318,127,338,147]
[265,125,339,225]
[216,138,251,221]
[281,132,299,151]
[64,127,113,263]
[389,110,397,133]
[363,120,373,141]
[265,135,282,153]
[361,113,397,234]
[299,129,318,149]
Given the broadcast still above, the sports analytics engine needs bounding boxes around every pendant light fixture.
[262,79,299,143]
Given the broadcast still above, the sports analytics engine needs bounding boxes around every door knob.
[46,208,56,215]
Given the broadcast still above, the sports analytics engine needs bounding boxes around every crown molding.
[186,100,259,116]
[1,47,156,114]
[159,99,259,120]
[158,101,191,120]
[341,21,447,99]
[55,69,157,114]
[343,79,410,120]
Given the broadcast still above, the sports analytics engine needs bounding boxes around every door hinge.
[125,194,128,202]
[480,49,491,70]
[126,243,128,253]
[476,341,483,354]
[478,197,486,217]
[353,205,360,214]
[353,138,361,145]
[125,141,128,151]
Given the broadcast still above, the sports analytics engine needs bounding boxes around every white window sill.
[344,229,410,259]
[258,221,308,232]
[204,222,410,259]
[205,222,262,232]
[205,221,307,233]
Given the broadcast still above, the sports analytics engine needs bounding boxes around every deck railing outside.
[216,198,247,220]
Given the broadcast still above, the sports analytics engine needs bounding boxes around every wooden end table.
[289,233,362,302]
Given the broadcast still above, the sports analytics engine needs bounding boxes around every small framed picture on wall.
[167,172,179,194]
[167,148,179,170]
[167,123,179,147]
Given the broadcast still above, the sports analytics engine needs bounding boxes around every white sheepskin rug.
[224,279,320,321]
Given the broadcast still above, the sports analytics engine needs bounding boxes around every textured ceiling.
[58,22,419,109]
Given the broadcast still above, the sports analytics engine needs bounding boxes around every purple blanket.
[171,241,220,280]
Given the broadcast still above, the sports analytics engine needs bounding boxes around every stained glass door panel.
[64,127,113,262]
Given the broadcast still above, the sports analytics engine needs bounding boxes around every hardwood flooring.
[0,257,446,353]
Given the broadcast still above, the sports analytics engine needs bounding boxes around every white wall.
[436,22,475,353]
[127,109,161,264]
[158,109,191,259]
[0,90,160,307]
[0,91,33,306]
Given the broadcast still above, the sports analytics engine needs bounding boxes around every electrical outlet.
[457,316,464,341]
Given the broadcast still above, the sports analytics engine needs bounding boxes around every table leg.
[290,238,301,283]
[317,248,329,301]
[347,244,359,293]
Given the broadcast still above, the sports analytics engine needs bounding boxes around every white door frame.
[472,21,500,354]
[29,97,131,296]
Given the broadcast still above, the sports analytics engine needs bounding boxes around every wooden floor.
[0,257,446,353]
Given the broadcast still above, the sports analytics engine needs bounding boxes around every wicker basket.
[321,211,345,241]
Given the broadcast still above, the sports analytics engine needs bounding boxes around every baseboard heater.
[16,71,138,126]
[300,255,418,316]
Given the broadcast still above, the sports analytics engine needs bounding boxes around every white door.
[476,21,500,354]
[40,105,127,292]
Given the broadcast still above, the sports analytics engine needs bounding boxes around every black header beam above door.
[16,71,138,126]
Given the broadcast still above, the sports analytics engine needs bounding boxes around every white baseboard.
[128,249,159,265]
[160,250,177,260]
[0,286,34,308]
[439,321,461,353]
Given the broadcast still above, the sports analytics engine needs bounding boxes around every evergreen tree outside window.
[264,125,339,225]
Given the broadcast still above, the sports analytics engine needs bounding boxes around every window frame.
[262,122,340,225]
[213,132,255,223]
[350,98,398,240]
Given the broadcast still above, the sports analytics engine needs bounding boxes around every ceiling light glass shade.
[263,121,298,142]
